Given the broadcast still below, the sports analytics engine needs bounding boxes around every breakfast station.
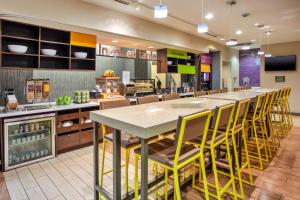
[0,0,299,200]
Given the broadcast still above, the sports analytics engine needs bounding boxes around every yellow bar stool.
[286,87,293,128]
[287,87,293,128]
[263,92,279,156]
[208,89,220,95]
[272,89,289,138]
[194,90,207,97]
[245,95,269,170]
[214,99,253,199]
[234,87,242,91]
[162,93,180,101]
[271,90,285,142]
[188,103,238,200]
[269,91,282,149]
[134,110,212,200]
[283,87,293,130]
[100,99,141,193]
[220,88,229,93]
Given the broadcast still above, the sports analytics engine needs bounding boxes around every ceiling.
[83,0,300,49]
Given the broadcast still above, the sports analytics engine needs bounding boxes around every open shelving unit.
[55,106,100,154]
[157,48,196,74]
[0,19,96,70]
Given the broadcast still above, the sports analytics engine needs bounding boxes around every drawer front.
[80,130,93,144]
[57,124,80,134]
[57,132,80,151]
[56,113,79,122]
[80,111,90,118]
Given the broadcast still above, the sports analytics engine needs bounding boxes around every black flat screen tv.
[265,55,296,71]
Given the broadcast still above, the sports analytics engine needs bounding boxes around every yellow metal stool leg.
[225,139,238,200]
[173,168,181,200]
[125,149,131,193]
[100,139,106,186]
[210,147,222,200]
[252,120,264,170]
[164,168,168,200]
[134,154,139,200]
[231,131,245,198]
[241,127,253,185]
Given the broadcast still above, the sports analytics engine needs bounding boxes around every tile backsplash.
[0,56,151,106]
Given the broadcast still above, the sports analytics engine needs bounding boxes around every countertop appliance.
[4,89,18,112]
[119,82,136,97]
[26,79,51,104]
[3,113,55,170]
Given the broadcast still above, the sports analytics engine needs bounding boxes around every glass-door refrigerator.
[4,113,55,170]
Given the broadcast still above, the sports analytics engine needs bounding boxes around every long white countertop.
[127,92,195,102]
[90,97,234,139]
[0,102,99,118]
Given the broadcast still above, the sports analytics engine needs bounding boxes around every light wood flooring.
[1,115,300,200]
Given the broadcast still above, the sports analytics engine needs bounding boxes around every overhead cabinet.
[157,48,196,74]
[0,19,96,70]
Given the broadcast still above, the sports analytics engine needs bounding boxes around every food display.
[95,76,120,98]
[132,79,155,94]
[74,90,90,104]
[103,70,116,77]
[56,96,72,105]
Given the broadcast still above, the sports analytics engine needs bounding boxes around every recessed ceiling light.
[132,43,137,46]
[148,46,154,49]
[112,40,118,43]
[197,24,208,33]
[135,6,140,11]
[257,51,265,55]
[250,39,256,42]
[226,39,238,46]
[219,38,226,41]
[254,23,259,26]
[236,30,243,35]
[242,45,250,50]
[265,53,272,57]
[264,25,271,29]
[205,13,214,20]
[154,5,168,18]
[265,31,271,35]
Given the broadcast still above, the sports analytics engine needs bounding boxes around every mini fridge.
[4,113,55,170]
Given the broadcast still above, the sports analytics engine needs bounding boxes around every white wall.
[230,49,240,89]
[223,49,239,91]
[261,41,300,113]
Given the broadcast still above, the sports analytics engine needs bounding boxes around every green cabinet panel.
[167,49,187,59]
[178,64,196,74]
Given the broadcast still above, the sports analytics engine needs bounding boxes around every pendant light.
[226,1,238,46]
[265,32,272,57]
[197,0,208,33]
[241,12,251,50]
[154,0,168,18]
[257,30,265,55]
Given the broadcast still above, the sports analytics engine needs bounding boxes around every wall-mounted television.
[265,55,296,71]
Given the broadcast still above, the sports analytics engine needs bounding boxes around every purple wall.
[239,49,260,87]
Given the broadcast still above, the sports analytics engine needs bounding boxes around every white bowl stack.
[8,45,28,54]
[74,52,88,59]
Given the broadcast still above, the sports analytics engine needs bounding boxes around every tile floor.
[1,115,300,200]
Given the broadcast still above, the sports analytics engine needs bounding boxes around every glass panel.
[7,118,52,167]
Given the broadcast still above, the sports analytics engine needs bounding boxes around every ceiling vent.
[113,0,131,5]
[205,32,218,38]
[233,42,252,47]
